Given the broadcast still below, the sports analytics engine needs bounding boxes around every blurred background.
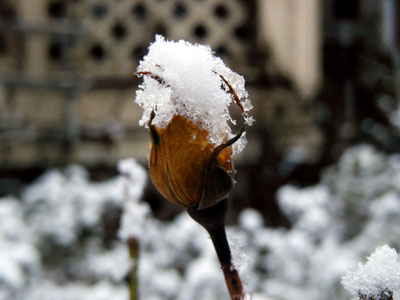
[2,1,400,300]
[1,0,399,225]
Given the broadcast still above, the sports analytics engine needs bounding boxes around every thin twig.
[128,237,140,300]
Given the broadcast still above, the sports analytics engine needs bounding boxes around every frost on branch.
[342,245,400,300]
[135,35,253,151]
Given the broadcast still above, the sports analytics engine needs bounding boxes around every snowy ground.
[1,145,400,300]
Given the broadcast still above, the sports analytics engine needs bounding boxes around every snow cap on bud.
[135,35,253,210]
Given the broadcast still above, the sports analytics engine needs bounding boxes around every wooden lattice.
[0,0,323,167]
[83,0,250,76]
[1,0,252,77]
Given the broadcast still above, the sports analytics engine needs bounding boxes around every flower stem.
[128,237,140,300]
[187,199,245,300]
[207,224,245,299]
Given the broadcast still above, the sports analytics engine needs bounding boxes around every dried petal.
[149,114,239,209]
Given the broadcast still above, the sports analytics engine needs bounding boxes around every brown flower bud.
[148,112,243,210]
[137,69,247,210]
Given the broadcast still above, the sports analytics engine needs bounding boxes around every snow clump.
[135,35,253,150]
[342,245,400,299]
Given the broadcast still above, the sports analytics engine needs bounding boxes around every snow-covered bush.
[0,197,40,300]
[0,144,399,300]
[262,145,400,300]
[0,163,137,300]
[0,160,237,300]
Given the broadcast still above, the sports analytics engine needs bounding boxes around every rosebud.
[148,112,243,210]
[135,36,251,299]
[135,36,253,210]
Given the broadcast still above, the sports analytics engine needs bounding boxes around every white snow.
[278,186,331,238]
[117,159,150,241]
[29,280,129,300]
[1,145,400,300]
[22,166,125,245]
[135,35,253,150]
[117,159,147,190]
[85,241,131,282]
[181,254,225,300]
[239,209,264,231]
[0,160,149,300]
[342,245,400,299]
[0,198,40,300]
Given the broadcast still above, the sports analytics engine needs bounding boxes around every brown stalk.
[187,199,245,300]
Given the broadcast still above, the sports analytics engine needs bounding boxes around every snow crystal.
[135,35,253,150]
[342,245,400,299]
